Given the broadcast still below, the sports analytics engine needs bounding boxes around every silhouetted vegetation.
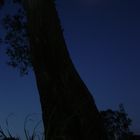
[1,1,31,75]
[101,104,132,140]
[0,114,44,140]
[0,106,135,140]
[0,126,19,140]
[0,102,137,140]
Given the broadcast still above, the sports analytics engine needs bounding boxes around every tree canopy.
[101,104,132,140]
[0,0,31,75]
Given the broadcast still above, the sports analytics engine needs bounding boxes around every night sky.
[0,0,140,136]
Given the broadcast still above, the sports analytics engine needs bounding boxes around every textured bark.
[22,0,107,139]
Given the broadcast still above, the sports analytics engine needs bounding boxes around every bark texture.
[22,0,108,139]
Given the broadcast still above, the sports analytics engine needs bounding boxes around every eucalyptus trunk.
[21,0,107,139]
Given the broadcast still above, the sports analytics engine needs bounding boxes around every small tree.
[101,104,132,140]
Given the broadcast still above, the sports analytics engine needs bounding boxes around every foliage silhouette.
[0,114,19,140]
[1,2,31,75]
[0,114,43,140]
[101,104,132,140]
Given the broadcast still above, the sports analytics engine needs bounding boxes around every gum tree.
[0,0,107,139]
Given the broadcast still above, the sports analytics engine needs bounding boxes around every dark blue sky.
[0,0,140,136]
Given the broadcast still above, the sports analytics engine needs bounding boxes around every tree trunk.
[22,0,107,139]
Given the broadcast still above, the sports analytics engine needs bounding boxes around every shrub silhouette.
[0,126,19,140]
[0,114,44,140]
